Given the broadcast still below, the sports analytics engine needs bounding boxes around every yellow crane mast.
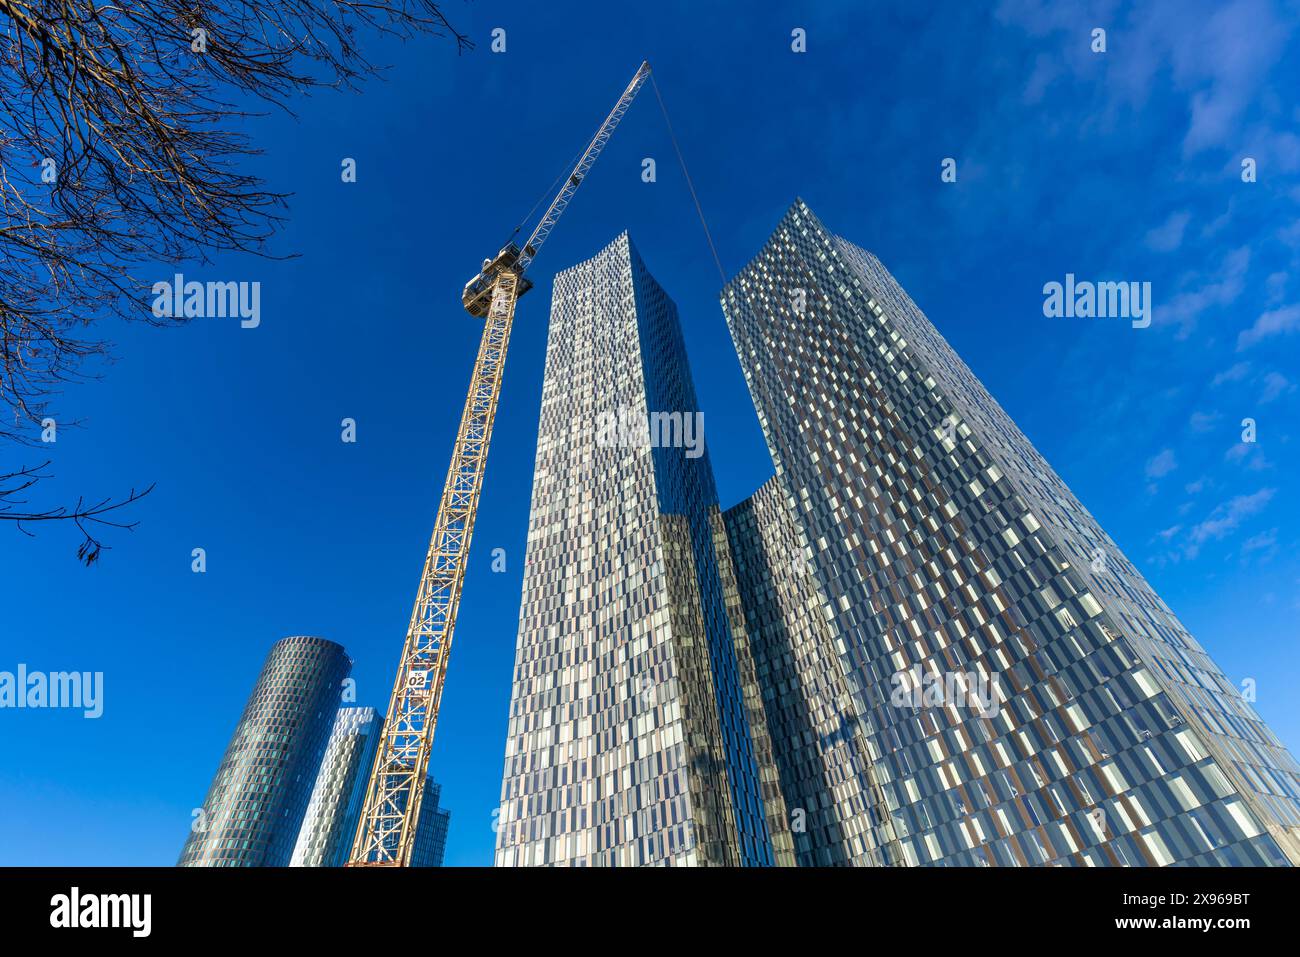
[349,61,652,866]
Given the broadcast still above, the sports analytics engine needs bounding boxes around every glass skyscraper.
[495,233,791,867]
[291,706,381,867]
[358,766,452,867]
[410,777,452,868]
[179,635,351,867]
[720,198,1300,866]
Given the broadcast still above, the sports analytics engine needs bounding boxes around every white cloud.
[1158,246,1250,338]
[1145,448,1178,479]
[1259,371,1294,404]
[1238,303,1300,350]
[1211,361,1251,386]
[1241,527,1279,555]
[1225,443,1271,470]
[1266,270,1288,304]
[1185,487,1276,557]
[1177,0,1292,155]
[1144,211,1191,252]
[996,0,1295,162]
[1021,52,1063,106]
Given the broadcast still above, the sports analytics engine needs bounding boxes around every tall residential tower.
[720,198,1300,866]
[495,234,791,867]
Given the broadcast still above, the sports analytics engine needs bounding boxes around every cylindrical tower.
[179,635,351,867]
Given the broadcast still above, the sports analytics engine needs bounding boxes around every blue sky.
[1,0,1297,866]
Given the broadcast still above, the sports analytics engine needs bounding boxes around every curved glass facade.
[291,706,380,867]
[179,635,351,867]
[289,703,451,868]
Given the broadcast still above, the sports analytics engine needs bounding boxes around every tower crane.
[349,60,653,866]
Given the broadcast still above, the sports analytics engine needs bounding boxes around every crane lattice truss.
[349,62,651,866]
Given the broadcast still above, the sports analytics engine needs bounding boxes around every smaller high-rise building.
[724,478,898,866]
[287,707,451,867]
[179,635,351,867]
[291,706,381,867]
[410,777,452,868]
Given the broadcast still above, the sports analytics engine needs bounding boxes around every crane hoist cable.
[649,72,727,284]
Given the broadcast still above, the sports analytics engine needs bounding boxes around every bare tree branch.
[1,461,154,564]
[0,0,470,559]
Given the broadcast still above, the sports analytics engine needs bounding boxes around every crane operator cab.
[462,242,535,318]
